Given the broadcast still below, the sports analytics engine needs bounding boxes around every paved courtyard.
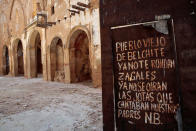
[0,76,102,131]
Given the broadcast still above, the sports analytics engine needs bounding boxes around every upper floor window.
[51,5,55,15]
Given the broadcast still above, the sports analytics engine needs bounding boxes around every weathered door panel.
[111,20,180,131]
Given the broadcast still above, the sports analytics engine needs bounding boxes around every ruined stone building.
[0,0,101,87]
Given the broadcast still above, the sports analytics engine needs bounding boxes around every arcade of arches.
[0,27,101,87]
[0,0,101,87]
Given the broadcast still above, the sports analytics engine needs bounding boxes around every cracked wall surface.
[0,0,101,87]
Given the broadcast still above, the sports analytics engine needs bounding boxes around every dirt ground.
[0,76,103,131]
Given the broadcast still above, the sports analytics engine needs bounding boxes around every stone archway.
[28,31,42,78]
[69,29,92,83]
[50,37,64,82]
[13,39,24,76]
[2,45,10,75]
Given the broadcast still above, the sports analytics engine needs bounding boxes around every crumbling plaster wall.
[0,0,101,87]
[46,0,101,86]
[46,0,70,82]
[69,0,101,87]
[0,0,11,75]
[0,0,48,79]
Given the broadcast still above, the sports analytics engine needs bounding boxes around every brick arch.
[26,30,42,78]
[27,30,42,49]
[66,26,92,83]
[66,26,91,49]
[49,36,64,82]
[11,38,24,76]
[48,34,64,49]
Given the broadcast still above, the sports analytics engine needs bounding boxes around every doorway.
[69,30,92,83]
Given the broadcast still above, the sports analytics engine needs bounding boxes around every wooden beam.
[71,13,75,16]
[72,5,85,11]
[68,9,79,14]
[77,2,90,8]
[47,22,56,26]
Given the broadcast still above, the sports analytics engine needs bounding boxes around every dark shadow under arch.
[12,39,24,76]
[17,40,24,75]
[2,45,10,75]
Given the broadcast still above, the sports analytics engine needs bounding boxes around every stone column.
[41,28,48,81]
[64,48,71,83]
